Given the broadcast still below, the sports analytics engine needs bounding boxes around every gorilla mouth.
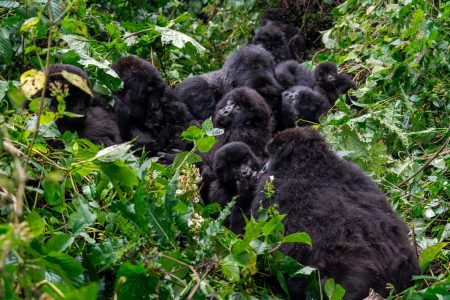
[216,114,232,128]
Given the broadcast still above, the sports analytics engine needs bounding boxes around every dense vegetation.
[0,0,448,299]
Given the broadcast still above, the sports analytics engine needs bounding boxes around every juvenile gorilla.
[222,45,284,132]
[209,142,261,233]
[112,56,195,156]
[314,62,357,106]
[42,64,121,147]
[251,128,420,299]
[281,85,331,127]
[252,22,292,64]
[200,87,271,203]
[212,87,272,159]
[275,60,315,90]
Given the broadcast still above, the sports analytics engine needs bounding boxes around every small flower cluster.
[188,212,204,234]
[49,81,69,99]
[263,175,275,200]
[176,165,202,203]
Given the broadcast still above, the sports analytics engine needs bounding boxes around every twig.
[398,137,450,187]
[187,265,212,300]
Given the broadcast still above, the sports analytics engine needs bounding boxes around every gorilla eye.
[231,80,238,88]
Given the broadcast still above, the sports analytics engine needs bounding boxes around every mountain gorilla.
[200,87,271,203]
[250,127,420,299]
[222,45,284,132]
[275,60,315,90]
[213,87,272,159]
[111,56,195,157]
[281,85,331,126]
[314,62,357,106]
[252,22,292,64]
[38,64,121,147]
[208,142,261,233]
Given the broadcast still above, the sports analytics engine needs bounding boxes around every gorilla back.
[251,128,420,299]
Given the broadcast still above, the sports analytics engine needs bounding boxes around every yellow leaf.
[61,70,93,97]
[20,69,46,99]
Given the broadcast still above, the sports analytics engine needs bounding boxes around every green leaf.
[61,69,93,97]
[155,25,206,55]
[26,211,45,237]
[181,125,204,141]
[46,233,75,253]
[0,1,19,8]
[93,143,133,162]
[282,232,312,246]
[68,198,97,235]
[263,214,285,236]
[44,252,84,286]
[172,151,202,169]
[249,239,271,254]
[221,255,240,282]
[324,278,346,300]
[66,283,98,300]
[419,242,448,271]
[195,136,216,153]
[20,17,40,33]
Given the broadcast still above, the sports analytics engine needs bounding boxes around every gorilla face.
[314,62,338,90]
[213,142,261,187]
[281,86,330,125]
[214,87,271,130]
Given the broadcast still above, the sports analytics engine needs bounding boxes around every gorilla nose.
[240,166,252,178]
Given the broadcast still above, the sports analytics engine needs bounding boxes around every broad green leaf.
[324,278,346,300]
[93,143,133,162]
[20,17,40,33]
[263,214,285,236]
[172,151,202,169]
[46,233,75,253]
[221,255,240,282]
[26,211,45,237]
[249,239,271,254]
[68,198,97,235]
[181,125,204,141]
[419,242,448,271]
[195,136,216,153]
[282,232,312,246]
[0,37,13,62]
[45,252,84,286]
[0,1,19,8]
[66,283,98,300]
[155,25,206,55]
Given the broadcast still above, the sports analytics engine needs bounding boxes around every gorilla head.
[46,64,92,127]
[314,62,357,105]
[275,60,315,90]
[214,87,271,130]
[213,142,260,191]
[281,85,331,126]
[222,45,282,101]
[252,22,292,64]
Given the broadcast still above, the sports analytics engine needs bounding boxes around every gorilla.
[208,142,261,233]
[200,87,271,203]
[281,85,331,127]
[174,75,222,121]
[251,22,292,64]
[212,87,272,159]
[313,62,357,106]
[251,128,421,299]
[259,8,306,61]
[37,64,121,147]
[221,45,284,132]
[275,60,315,90]
[111,56,195,156]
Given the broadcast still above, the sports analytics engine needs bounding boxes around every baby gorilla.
[275,60,315,90]
[251,22,292,64]
[213,87,272,159]
[209,142,261,233]
[282,85,331,127]
[41,64,121,147]
[200,87,271,204]
[251,128,420,299]
[112,56,195,156]
[314,62,357,106]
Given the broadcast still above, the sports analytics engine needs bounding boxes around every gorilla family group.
[33,9,420,300]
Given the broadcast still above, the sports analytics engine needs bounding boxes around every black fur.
[222,45,284,132]
[313,62,357,106]
[251,128,421,299]
[174,75,222,121]
[281,85,331,127]
[111,56,195,156]
[252,22,292,64]
[209,142,261,233]
[39,64,121,147]
[276,60,315,90]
